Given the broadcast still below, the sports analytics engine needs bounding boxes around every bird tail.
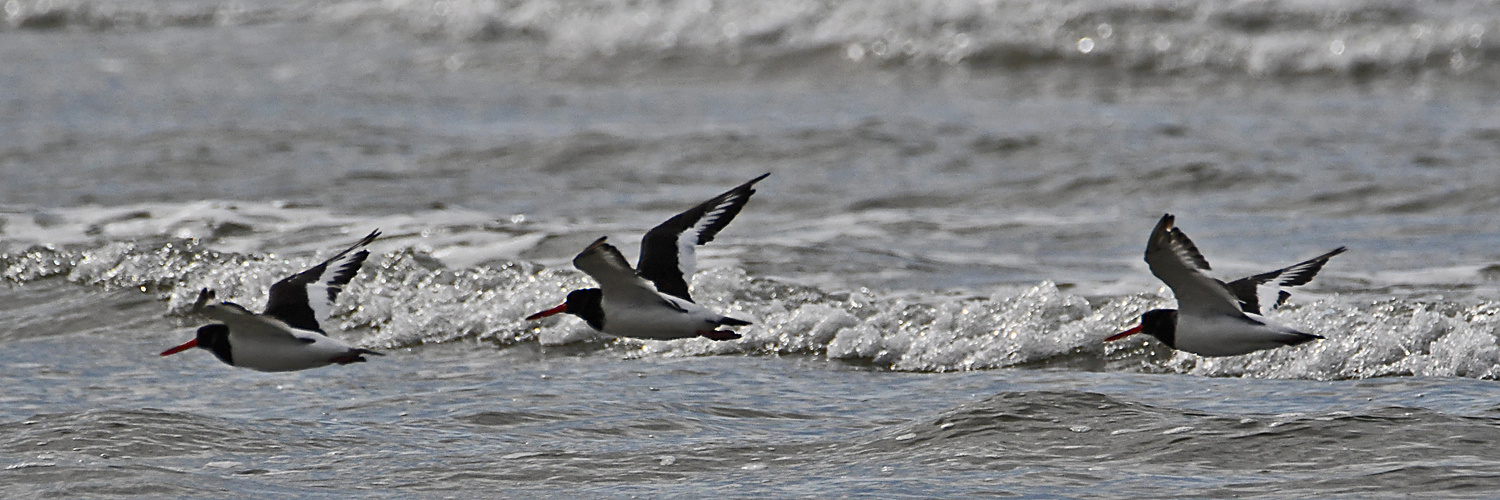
[718,316,752,327]
[700,330,743,341]
[331,348,385,365]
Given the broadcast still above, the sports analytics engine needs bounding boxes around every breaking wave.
[4,201,1499,381]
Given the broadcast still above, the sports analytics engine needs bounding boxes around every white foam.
[7,200,1500,380]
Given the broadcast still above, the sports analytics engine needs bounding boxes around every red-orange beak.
[160,338,199,356]
[525,303,568,321]
[1104,324,1143,342]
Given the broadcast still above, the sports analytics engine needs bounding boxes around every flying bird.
[1105,214,1344,356]
[161,230,384,371]
[526,174,769,341]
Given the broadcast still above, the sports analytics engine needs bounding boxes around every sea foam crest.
[10,236,1500,381]
[1176,299,1500,380]
[6,201,1500,380]
[622,272,1132,371]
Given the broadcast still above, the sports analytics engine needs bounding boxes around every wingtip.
[1147,213,1212,271]
[1150,213,1177,241]
[734,172,771,194]
[191,288,216,312]
[575,236,623,266]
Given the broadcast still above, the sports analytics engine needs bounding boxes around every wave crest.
[4,202,1499,380]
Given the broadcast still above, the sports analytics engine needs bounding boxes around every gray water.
[5,0,1500,497]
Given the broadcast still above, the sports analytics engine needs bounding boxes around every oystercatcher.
[526,174,769,341]
[1105,214,1345,356]
[161,230,384,371]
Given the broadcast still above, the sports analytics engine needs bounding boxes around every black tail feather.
[700,330,743,341]
[718,317,752,327]
[332,348,385,365]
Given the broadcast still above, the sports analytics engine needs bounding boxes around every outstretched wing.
[572,236,666,305]
[262,229,381,333]
[1226,247,1347,314]
[1143,214,1243,317]
[637,173,769,302]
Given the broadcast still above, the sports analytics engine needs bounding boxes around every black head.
[1137,309,1178,347]
[161,323,234,366]
[1105,308,1179,347]
[525,288,605,331]
[563,289,602,308]
[562,289,605,330]
[195,324,234,365]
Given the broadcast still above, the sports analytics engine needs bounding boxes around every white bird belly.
[216,309,359,372]
[599,300,722,341]
[229,333,352,372]
[1174,313,1316,357]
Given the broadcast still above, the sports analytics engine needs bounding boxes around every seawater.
[5,0,1500,497]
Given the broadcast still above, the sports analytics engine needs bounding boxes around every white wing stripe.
[305,253,361,325]
[675,229,697,284]
[673,194,741,280]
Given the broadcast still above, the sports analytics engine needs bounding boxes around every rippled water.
[5,0,1500,497]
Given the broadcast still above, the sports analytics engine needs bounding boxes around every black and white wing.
[262,229,381,333]
[1143,214,1244,317]
[636,173,769,302]
[572,237,666,305]
[1226,246,1346,314]
[193,290,305,343]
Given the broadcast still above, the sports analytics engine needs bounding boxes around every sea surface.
[5,0,1500,497]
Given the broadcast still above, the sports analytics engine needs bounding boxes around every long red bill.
[1104,324,1143,342]
[525,304,568,321]
[160,339,199,356]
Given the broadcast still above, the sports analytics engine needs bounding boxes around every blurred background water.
[5,0,1500,497]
